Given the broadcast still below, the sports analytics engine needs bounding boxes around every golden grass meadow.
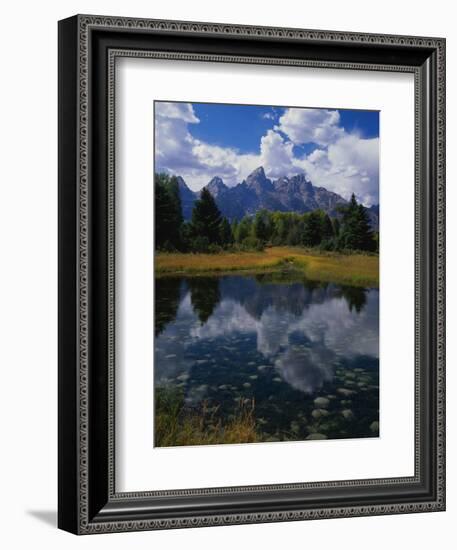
[155,246,379,288]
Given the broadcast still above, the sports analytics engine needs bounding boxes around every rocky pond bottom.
[154,273,379,446]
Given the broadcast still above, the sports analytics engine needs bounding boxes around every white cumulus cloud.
[154,102,379,204]
[299,134,380,205]
[155,102,259,189]
[155,101,200,123]
[260,130,295,177]
[276,108,344,146]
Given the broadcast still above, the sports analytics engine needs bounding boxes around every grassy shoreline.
[155,386,259,447]
[155,246,379,288]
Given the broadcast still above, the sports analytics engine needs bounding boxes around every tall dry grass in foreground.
[155,246,379,287]
[155,386,258,447]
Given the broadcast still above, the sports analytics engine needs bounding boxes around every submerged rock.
[337,388,355,397]
[290,421,301,434]
[341,409,354,420]
[370,421,380,433]
[314,397,330,408]
[311,409,329,419]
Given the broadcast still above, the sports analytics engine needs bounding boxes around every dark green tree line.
[338,194,377,252]
[190,188,222,245]
[155,172,377,253]
[155,173,183,250]
[155,173,234,253]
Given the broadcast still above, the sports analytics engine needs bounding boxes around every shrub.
[319,238,337,251]
[240,236,264,252]
[161,240,177,252]
[191,236,210,253]
[207,243,223,254]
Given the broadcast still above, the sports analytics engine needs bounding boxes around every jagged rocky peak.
[176,175,191,191]
[174,175,198,220]
[173,169,375,229]
[292,174,312,192]
[366,204,379,231]
[273,173,312,192]
[249,166,266,178]
[245,166,273,192]
[369,204,379,214]
[273,175,289,190]
[274,175,289,182]
[206,176,228,197]
[290,173,311,184]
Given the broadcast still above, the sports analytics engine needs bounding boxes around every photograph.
[0,0,450,543]
[52,7,445,538]
[153,101,380,447]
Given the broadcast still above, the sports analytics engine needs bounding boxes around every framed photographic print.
[58,14,446,534]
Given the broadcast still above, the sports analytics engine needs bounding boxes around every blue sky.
[191,103,379,154]
[155,101,380,205]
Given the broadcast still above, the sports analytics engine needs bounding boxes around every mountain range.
[176,166,379,230]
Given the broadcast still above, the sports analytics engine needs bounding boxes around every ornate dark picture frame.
[58,14,445,534]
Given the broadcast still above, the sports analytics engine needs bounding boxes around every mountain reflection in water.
[154,274,379,444]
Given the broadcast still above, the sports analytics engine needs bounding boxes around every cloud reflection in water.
[155,276,378,396]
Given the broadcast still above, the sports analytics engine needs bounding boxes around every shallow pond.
[154,272,379,445]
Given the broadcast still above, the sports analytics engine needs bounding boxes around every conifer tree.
[339,193,376,251]
[321,213,334,241]
[332,217,341,238]
[253,210,269,242]
[155,173,183,250]
[302,211,322,246]
[191,187,223,244]
[234,217,252,243]
[219,217,234,247]
[354,203,376,251]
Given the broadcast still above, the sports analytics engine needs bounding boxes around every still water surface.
[155,273,379,443]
